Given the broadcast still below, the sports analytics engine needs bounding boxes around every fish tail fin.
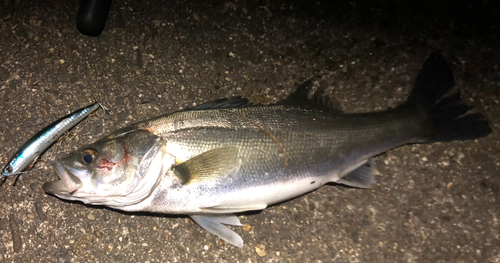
[428,95,491,142]
[403,51,491,143]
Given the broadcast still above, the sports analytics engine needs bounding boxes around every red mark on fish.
[122,148,130,164]
[97,158,116,171]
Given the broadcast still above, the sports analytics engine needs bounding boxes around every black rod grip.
[77,0,112,36]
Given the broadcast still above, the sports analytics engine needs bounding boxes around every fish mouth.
[42,162,83,195]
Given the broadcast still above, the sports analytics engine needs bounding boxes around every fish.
[2,102,100,177]
[42,52,491,247]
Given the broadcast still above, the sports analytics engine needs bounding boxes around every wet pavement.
[0,0,499,262]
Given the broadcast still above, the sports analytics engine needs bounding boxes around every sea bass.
[43,52,491,247]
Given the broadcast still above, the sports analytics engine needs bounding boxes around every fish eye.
[81,149,98,164]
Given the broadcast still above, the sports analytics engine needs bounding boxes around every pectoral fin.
[336,158,377,188]
[190,214,244,247]
[172,147,240,185]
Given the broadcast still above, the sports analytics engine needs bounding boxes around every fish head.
[43,129,170,207]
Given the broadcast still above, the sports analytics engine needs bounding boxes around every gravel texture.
[0,0,499,262]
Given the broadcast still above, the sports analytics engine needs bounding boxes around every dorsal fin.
[187,80,341,112]
[188,97,254,111]
[279,79,342,113]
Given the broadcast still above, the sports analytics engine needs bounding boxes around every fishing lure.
[2,102,100,177]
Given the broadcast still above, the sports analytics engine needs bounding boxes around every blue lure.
[2,102,100,177]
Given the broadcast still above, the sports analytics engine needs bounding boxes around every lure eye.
[81,149,98,164]
[3,166,13,175]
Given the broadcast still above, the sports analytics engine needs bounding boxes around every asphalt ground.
[0,0,499,262]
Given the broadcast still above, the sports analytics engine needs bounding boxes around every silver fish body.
[123,105,426,214]
[42,53,491,247]
[2,102,100,177]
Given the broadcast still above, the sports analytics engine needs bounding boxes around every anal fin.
[190,214,244,247]
[336,158,377,188]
